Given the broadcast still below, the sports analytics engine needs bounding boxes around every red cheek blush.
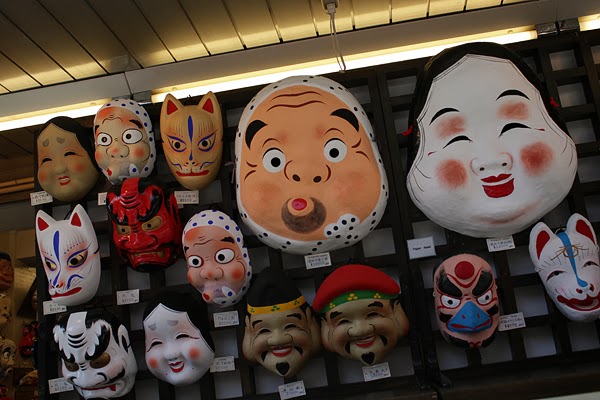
[231,266,245,281]
[133,148,146,158]
[520,141,554,176]
[437,159,468,189]
[148,358,158,369]
[188,348,201,359]
[436,116,465,138]
[73,162,86,173]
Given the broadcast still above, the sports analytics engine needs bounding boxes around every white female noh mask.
[36,205,101,306]
[407,43,577,238]
[529,214,600,322]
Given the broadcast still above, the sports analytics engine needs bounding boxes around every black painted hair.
[0,253,10,262]
[55,310,124,343]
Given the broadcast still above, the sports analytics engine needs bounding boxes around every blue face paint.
[187,116,194,161]
[52,230,61,286]
[557,231,588,288]
[447,301,492,333]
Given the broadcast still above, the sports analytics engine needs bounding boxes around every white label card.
[48,378,73,394]
[362,362,391,382]
[117,289,140,305]
[43,301,67,315]
[98,192,107,206]
[210,356,235,373]
[486,236,515,252]
[214,311,239,328]
[174,190,199,205]
[304,252,331,269]
[407,236,436,259]
[279,381,306,400]
[30,191,53,206]
[498,312,526,332]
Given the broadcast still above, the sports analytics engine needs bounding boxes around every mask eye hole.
[188,256,203,268]
[96,133,113,146]
[64,361,79,372]
[477,289,494,306]
[90,353,111,369]
[167,136,186,152]
[67,250,88,268]
[122,129,143,144]
[262,148,286,173]
[324,139,347,163]
[142,216,163,232]
[440,294,460,309]
[547,270,565,281]
[215,249,235,264]
[44,259,57,272]
[116,225,131,236]
[198,132,216,152]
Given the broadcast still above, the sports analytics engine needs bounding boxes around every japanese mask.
[313,264,408,365]
[182,210,252,307]
[53,311,137,399]
[94,99,156,184]
[407,42,577,238]
[0,295,12,329]
[0,253,13,291]
[529,214,600,322]
[143,291,215,386]
[35,205,101,306]
[36,117,99,202]
[0,339,15,380]
[433,254,499,348]
[243,267,321,378]
[19,321,38,358]
[236,76,388,255]
[160,92,223,191]
[107,178,182,272]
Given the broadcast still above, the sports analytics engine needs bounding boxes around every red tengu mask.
[107,178,182,272]
[19,321,38,358]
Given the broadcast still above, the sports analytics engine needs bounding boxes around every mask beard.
[281,197,327,233]
[361,352,375,365]
[276,362,290,376]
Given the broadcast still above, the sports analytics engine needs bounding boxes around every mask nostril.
[479,167,485,171]
[292,174,301,182]
[502,162,507,167]
[313,176,322,183]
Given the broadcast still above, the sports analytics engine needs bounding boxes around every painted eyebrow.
[221,236,235,244]
[472,271,493,296]
[129,119,143,129]
[367,301,384,308]
[251,319,263,328]
[437,269,462,298]
[429,108,459,125]
[245,120,267,149]
[331,108,359,132]
[286,313,302,320]
[167,320,179,326]
[329,311,342,319]
[496,89,530,100]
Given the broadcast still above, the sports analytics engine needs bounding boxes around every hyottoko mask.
[35,205,101,306]
[243,267,321,377]
[53,311,137,399]
[0,253,13,291]
[407,42,577,238]
[107,178,182,272]
[433,254,499,348]
[143,291,215,386]
[19,321,38,358]
[36,117,99,202]
[529,214,600,322]
[236,76,388,255]
[182,210,252,307]
[160,92,223,191]
[94,99,156,184]
[313,264,408,365]
[0,339,15,382]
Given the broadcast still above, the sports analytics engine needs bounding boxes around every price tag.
[498,312,526,332]
[174,190,199,205]
[210,356,235,372]
[407,236,436,259]
[117,289,140,305]
[98,192,107,205]
[486,236,515,252]
[362,362,391,382]
[304,252,331,269]
[30,191,53,206]
[48,378,73,394]
[43,301,67,315]
[278,381,306,399]
[214,311,239,328]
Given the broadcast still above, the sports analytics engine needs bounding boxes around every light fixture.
[579,14,600,31]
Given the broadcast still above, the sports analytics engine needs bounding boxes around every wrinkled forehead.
[95,106,138,124]
[254,85,349,116]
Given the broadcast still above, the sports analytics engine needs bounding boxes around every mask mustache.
[281,197,327,233]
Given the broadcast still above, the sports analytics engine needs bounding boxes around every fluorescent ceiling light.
[579,14,600,31]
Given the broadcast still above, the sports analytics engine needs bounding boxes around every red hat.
[313,264,400,313]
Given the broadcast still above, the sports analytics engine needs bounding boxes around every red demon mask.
[19,321,38,358]
[107,178,182,272]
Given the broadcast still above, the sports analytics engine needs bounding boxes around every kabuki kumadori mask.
[53,311,137,399]
[143,291,215,386]
[0,253,13,291]
[35,205,101,306]
[183,210,252,307]
[94,98,156,184]
[236,76,388,255]
[160,92,223,191]
[313,264,408,365]
[407,42,577,238]
[107,177,182,272]
[433,254,499,348]
[36,117,99,202]
[529,214,600,322]
[0,295,10,329]
[19,321,38,358]
[243,267,321,378]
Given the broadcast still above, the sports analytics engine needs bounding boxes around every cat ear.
[198,92,220,115]
[36,211,55,233]
[529,221,555,265]
[69,205,89,228]
[161,94,183,118]
[566,213,597,245]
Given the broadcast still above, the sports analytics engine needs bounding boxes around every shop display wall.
[32,30,600,400]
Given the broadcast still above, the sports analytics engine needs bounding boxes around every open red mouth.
[354,336,376,348]
[169,361,185,373]
[82,384,116,391]
[176,170,209,177]
[270,346,292,357]
[58,176,71,186]
[52,287,82,298]
[482,175,514,198]
[557,293,600,311]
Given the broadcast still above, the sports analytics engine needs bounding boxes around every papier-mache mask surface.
[182,210,252,307]
[36,117,99,202]
[107,177,182,272]
[235,76,388,255]
[0,295,11,329]
[433,254,499,348]
[407,42,577,238]
[94,98,156,184]
[0,338,15,381]
[19,321,38,359]
[143,291,215,386]
[53,311,137,399]
[313,264,408,365]
[529,213,600,322]
[243,267,321,378]
[0,253,13,292]
[35,205,101,306]
[160,92,223,190]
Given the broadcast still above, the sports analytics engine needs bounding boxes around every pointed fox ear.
[161,94,183,118]
[529,222,555,262]
[566,213,597,245]
[69,204,90,228]
[36,211,55,232]
[198,92,220,115]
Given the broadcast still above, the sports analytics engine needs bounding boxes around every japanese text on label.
[486,236,515,252]
[174,190,200,205]
[30,191,53,206]
[407,237,436,259]
[98,192,107,205]
[210,356,235,372]
[48,378,73,394]
[304,252,332,269]
[117,289,140,305]
[214,311,239,328]
[363,362,391,382]
[498,312,526,332]
[43,301,67,315]
[279,381,306,399]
